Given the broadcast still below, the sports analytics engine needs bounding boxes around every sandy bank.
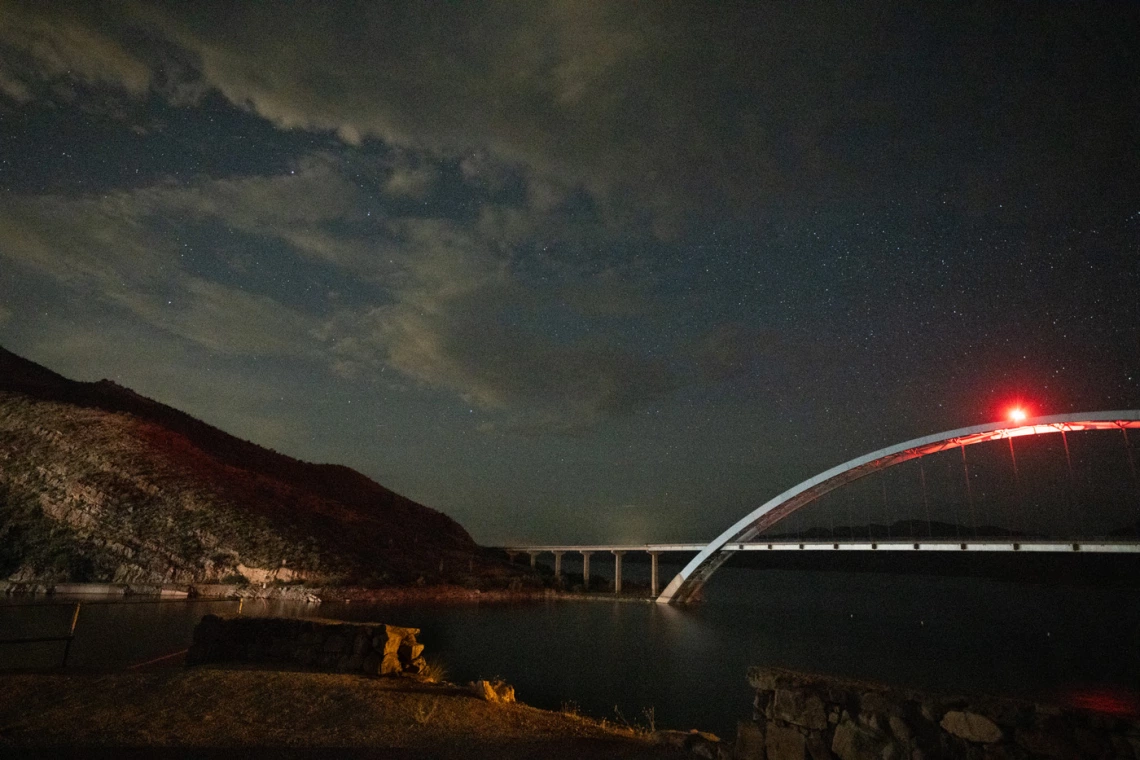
[0,668,695,758]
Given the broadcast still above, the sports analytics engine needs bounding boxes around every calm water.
[3,565,1139,737]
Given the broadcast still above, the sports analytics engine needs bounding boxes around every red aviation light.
[1008,407,1027,423]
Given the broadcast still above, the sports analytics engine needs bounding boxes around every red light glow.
[1061,687,1140,718]
[1009,408,1027,423]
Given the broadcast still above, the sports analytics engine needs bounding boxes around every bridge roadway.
[502,540,1140,597]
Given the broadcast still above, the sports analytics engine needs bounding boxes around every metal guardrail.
[0,597,245,668]
[0,602,82,667]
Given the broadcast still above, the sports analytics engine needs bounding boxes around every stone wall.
[186,614,427,677]
[736,666,1139,760]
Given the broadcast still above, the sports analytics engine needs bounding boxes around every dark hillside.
[0,347,459,536]
[0,346,492,587]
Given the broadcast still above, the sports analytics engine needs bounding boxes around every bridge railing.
[500,539,1140,598]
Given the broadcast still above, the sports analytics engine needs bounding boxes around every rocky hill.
[0,346,493,587]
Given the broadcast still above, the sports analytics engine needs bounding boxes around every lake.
[3,563,1138,738]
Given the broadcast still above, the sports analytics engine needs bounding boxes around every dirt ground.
[0,668,699,759]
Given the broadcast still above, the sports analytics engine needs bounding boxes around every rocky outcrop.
[186,614,427,677]
[939,710,1003,744]
[736,666,1140,760]
[471,679,516,704]
[655,729,728,758]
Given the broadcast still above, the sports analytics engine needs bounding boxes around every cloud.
[0,192,173,290]
[5,1,1132,237]
[0,154,679,430]
[153,1,690,230]
[384,156,438,200]
[132,155,384,273]
[0,1,805,234]
[109,277,314,357]
[0,152,385,278]
[0,168,336,358]
[372,296,675,420]
[317,214,677,429]
[0,67,30,102]
[0,1,151,98]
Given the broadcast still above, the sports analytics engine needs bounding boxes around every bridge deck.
[504,540,1140,554]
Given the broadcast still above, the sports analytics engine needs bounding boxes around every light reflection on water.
[2,566,1138,737]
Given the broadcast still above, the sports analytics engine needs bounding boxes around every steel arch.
[656,411,1140,604]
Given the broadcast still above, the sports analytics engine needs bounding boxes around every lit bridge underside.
[655,411,1140,604]
[503,540,1140,598]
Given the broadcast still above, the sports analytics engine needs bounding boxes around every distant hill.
[0,346,489,586]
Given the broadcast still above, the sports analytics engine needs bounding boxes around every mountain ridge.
[0,347,441,523]
[0,346,491,587]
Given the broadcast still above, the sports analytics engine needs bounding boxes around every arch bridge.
[654,411,1140,603]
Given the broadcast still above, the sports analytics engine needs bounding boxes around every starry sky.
[1,2,1138,545]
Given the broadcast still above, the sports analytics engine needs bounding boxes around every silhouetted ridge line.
[0,346,461,533]
[0,345,493,585]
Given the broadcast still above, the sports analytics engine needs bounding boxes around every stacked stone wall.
[737,666,1139,760]
[186,614,426,677]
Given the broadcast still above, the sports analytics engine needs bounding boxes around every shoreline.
[0,580,662,605]
[0,667,709,758]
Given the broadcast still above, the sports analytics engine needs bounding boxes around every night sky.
[1,2,1138,545]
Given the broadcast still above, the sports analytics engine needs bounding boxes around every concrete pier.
[504,538,1140,603]
[648,551,660,597]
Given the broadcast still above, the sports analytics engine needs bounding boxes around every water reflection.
[2,567,1138,738]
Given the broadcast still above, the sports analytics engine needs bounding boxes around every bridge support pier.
[552,551,564,581]
[612,550,625,594]
[527,551,540,569]
[506,551,518,564]
[580,551,593,590]
[648,551,660,597]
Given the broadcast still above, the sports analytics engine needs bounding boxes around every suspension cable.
[1123,428,1139,536]
[1008,437,1026,536]
[919,457,933,538]
[1061,429,1084,539]
[961,443,978,538]
[882,477,892,539]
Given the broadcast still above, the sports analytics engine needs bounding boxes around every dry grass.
[417,658,448,684]
[0,668,690,759]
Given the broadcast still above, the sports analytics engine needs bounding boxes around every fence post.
[61,603,81,668]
